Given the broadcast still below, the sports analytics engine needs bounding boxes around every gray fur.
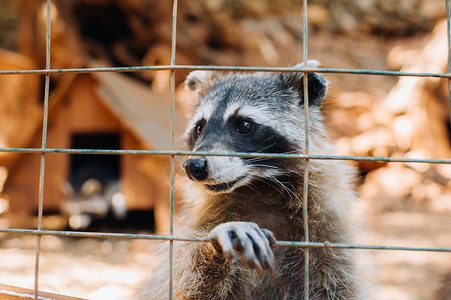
[138,61,364,299]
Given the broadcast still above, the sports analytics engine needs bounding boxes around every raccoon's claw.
[209,222,276,278]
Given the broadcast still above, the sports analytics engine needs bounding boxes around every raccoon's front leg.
[209,222,277,278]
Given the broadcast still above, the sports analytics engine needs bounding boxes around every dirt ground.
[0,204,450,300]
[0,230,159,299]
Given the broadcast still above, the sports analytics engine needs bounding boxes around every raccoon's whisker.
[252,174,298,204]
[245,161,279,169]
[246,182,268,200]
[252,142,302,155]
[253,141,277,153]
[173,168,190,183]
[249,135,301,155]
[266,174,300,202]
[175,167,186,177]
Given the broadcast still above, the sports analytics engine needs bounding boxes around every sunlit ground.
[0,235,159,299]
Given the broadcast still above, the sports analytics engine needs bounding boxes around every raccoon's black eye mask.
[193,117,255,139]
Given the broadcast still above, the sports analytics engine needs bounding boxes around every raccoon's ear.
[185,70,221,97]
[279,60,328,106]
[183,70,221,118]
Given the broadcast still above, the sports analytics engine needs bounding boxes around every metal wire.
[0,147,450,165]
[169,0,179,298]
[1,228,451,252]
[34,0,51,298]
[302,0,311,298]
[0,65,450,78]
[0,0,450,299]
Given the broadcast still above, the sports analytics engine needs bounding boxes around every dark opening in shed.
[70,132,120,192]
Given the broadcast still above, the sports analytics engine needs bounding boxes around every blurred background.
[0,0,450,299]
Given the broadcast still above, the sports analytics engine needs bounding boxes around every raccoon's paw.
[209,222,277,278]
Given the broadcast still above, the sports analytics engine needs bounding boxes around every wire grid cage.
[0,0,451,299]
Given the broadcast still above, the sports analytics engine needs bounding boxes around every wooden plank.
[121,131,156,210]
[68,75,120,133]
[0,284,85,300]
[0,50,41,166]
[92,63,186,151]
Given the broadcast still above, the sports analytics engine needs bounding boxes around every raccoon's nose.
[184,158,208,181]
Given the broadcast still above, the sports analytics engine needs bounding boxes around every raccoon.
[138,61,362,299]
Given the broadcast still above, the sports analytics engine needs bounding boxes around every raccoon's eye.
[195,123,203,136]
[235,120,254,135]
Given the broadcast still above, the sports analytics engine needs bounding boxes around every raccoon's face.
[183,61,327,194]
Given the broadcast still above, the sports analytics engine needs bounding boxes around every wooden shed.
[0,50,185,233]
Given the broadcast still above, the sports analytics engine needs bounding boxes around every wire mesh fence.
[0,0,450,299]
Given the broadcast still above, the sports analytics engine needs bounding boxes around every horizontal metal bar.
[0,147,450,164]
[0,229,208,242]
[0,229,450,252]
[277,241,451,252]
[0,65,450,78]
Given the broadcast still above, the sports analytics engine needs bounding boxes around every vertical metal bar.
[302,0,310,299]
[447,0,451,126]
[169,0,179,299]
[35,0,51,298]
